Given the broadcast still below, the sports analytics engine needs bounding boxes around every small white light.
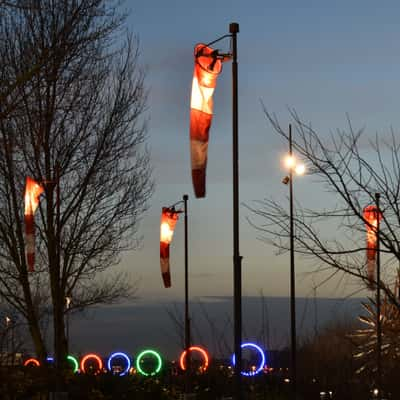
[65,296,72,309]
[284,155,296,169]
[295,164,306,176]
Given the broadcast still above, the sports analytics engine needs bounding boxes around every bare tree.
[246,107,400,311]
[0,0,153,369]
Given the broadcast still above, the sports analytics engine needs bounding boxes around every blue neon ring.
[107,352,131,376]
[231,342,266,376]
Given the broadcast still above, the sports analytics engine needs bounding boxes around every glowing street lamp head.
[294,164,306,176]
[284,155,296,170]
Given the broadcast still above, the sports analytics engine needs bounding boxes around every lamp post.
[282,124,305,399]
[160,195,191,395]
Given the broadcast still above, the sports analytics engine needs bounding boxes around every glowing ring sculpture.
[67,355,79,373]
[24,358,40,367]
[136,349,163,376]
[232,342,266,376]
[80,353,103,374]
[107,352,131,376]
[179,346,209,372]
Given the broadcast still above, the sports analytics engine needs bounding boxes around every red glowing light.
[24,358,40,367]
[80,353,103,374]
[179,345,209,372]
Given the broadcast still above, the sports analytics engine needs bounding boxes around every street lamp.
[160,195,191,394]
[282,124,305,400]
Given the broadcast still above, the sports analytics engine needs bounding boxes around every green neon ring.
[67,355,79,373]
[136,349,163,376]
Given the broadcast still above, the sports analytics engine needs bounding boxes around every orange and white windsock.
[24,177,44,272]
[160,207,179,288]
[190,43,223,198]
[363,205,383,289]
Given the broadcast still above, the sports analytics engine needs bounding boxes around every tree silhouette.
[247,108,400,308]
[0,0,153,369]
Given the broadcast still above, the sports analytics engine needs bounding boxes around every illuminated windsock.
[160,207,179,288]
[190,43,223,198]
[24,177,44,272]
[363,205,382,289]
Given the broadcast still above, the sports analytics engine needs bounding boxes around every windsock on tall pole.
[160,207,180,288]
[190,43,226,198]
[363,204,383,289]
[24,177,44,272]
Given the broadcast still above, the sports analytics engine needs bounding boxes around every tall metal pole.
[230,22,242,400]
[5,317,10,364]
[55,162,62,390]
[289,124,297,399]
[183,194,191,396]
[375,192,382,399]
[65,297,71,353]
[11,319,14,365]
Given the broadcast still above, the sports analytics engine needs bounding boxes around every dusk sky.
[114,1,400,303]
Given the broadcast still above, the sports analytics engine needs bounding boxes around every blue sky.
[115,1,400,302]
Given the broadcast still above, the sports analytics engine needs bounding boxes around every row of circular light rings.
[23,342,267,377]
[24,350,160,377]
